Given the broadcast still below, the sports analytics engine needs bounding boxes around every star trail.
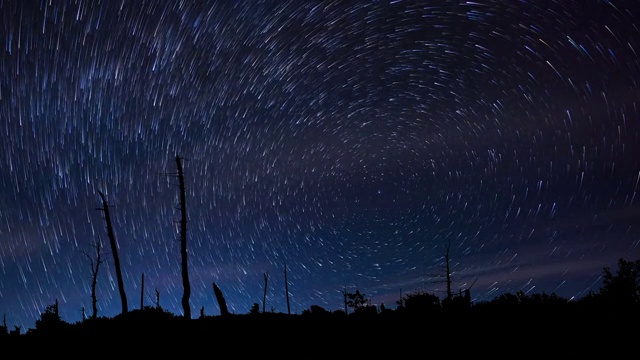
[1,0,639,330]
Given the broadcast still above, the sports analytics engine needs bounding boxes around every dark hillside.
[3,302,637,358]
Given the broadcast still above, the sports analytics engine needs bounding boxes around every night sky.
[1,0,639,330]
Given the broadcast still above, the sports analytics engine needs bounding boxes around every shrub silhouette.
[302,305,330,317]
[400,291,441,315]
[249,303,260,315]
[30,300,71,336]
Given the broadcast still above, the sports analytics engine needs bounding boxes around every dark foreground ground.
[2,305,638,358]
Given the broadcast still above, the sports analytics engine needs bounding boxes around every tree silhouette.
[154,288,161,309]
[9,326,21,337]
[33,299,68,334]
[345,290,369,313]
[445,239,452,301]
[490,291,524,307]
[97,191,128,315]
[82,238,105,319]
[213,282,229,316]
[402,291,441,314]
[176,156,191,319]
[0,314,7,337]
[262,272,268,313]
[418,240,455,304]
[303,305,330,316]
[284,263,291,315]
[250,303,260,315]
[599,257,640,307]
[343,287,348,314]
[140,272,145,310]
[167,155,191,319]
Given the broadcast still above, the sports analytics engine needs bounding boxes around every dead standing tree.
[97,191,128,315]
[140,272,145,310]
[445,239,452,302]
[213,282,229,316]
[166,156,191,319]
[343,287,348,314]
[154,288,161,309]
[263,272,268,313]
[284,263,291,315]
[82,237,105,319]
[423,239,475,309]
[419,239,453,301]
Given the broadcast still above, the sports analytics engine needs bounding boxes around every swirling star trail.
[1,0,639,330]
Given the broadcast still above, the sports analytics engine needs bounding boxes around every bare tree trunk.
[213,282,229,316]
[175,156,191,319]
[343,287,348,314]
[98,191,128,314]
[445,240,452,301]
[82,238,104,319]
[140,272,144,310]
[155,289,160,309]
[262,272,268,313]
[284,263,290,315]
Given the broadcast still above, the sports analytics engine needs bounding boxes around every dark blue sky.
[1,0,639,330]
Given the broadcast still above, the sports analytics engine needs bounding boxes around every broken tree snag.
[97,191,128,314]
[212,282,229,316]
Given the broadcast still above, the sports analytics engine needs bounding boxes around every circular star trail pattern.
[1,0,639,329]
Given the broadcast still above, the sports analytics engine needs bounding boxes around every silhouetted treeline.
[1,257,639,357]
